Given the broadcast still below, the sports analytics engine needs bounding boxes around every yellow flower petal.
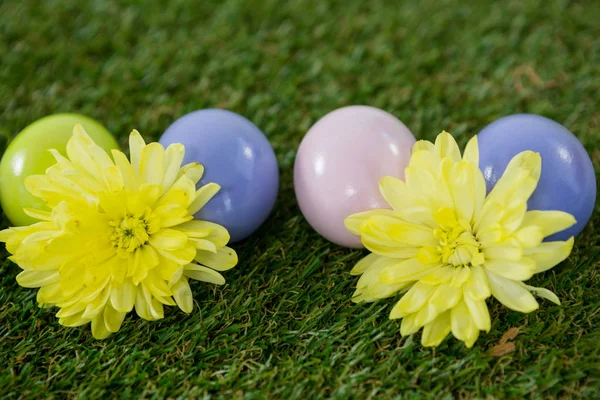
[91,313,111,339]
[405,166,437,207]
[188,183,221,215]
[23,175,71,207]
[66,124,113,183]
[189,238,218,253]
[500,203,527,234]
[484,258,536,281]
[135,284,164,320]
[521,210,577,238]
[80,276,111,303]
[139,142,166,187]
[400,313,419,336]
[178,220,230,248]
[104,303,126,333]
[58,266,84,297]
[56,301,87,319]
[483,238,522,261]
[476,224,503,246]
[413,302,441,327]
[155,244,197,265]
[485,151,541,209]
[58,312,90,328]
[379,176,415,211]
[380,258,439,284]
[16,270,60,288]
[394,206,437,228]
[102,165,124,193]
[416,246,441,264]
[419,265,454,285]
[421,311,451,347]
[155,205,193,228]
[526,237,574,273]
[143,270,173,299]
[140,245,160,269]
[177,162,205,185]
[172,278,194,313]
[408,150,439,177]
[486,271,539,312]
[110,280,136,313]
[81,285,111,319]
[195,246,238,271]
[74,124,113,168]
[412,139,435,154]
[157,182,196,212]
[111,149,138,190]
[184,264,226,285]
[428,281,462,314]
[390,281,437,319]
[521,283,560,305]
[344,209,396,236]
[129,129,146,173]
[433,207,459,230]
[435,131,461,162]
[156,256,183,284]
[475,201,505,233]
[445,161,478,222]
[463,295,491,332]
[449,266,471,287]
[462,265,491,300]
[48,148,73,168]
[451,299,479,348]
[353,257,409,303]
[462,135,479,166]
[361,238,420,259]
[0,227,28,253]
[162,143,185,191]
[23,208,52,221]
[350,253,382,275]
[37,282,62,304]
[362,215,438,248]
[149,229,189,251]
[514,226,544,248]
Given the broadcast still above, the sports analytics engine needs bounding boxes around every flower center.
[431,208,484,267]
[110,215,149,252]
[434,226,483,267]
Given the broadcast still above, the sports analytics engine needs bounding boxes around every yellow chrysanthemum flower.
[0,125,238,339]
[345,131,576,348]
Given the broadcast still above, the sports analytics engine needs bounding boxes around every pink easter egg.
[294,106,415,248]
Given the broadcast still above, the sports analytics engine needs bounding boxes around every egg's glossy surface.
[0,114,119,226]
[159,109,279,243]
[294,106,416,248]
[478,114,596,240]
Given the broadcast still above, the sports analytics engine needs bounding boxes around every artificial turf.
[1,0,599,398]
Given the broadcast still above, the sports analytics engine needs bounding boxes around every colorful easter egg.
[294,106,416,248]
[159,109,279,243]
[478,114,596,240]
[0,114,119,226]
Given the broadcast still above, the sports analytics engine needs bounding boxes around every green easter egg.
[0,114,119,226]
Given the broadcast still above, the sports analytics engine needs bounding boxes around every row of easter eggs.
[0,107,596,246]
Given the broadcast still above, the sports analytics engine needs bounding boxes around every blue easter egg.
[159,109,279,243]
[478,114,596,241]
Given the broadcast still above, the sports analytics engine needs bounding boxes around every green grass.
[1,0,599,398]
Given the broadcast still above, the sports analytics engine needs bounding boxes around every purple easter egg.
[478,114,596,241]
[294,106,416,248]
[159,109,279,243]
